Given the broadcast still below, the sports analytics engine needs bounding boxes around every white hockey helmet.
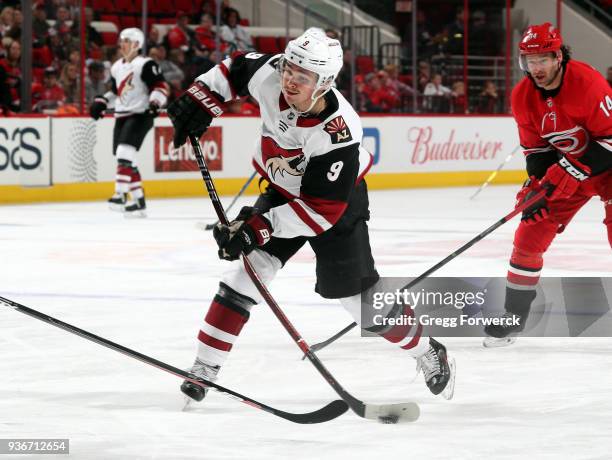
[281,30,343,96]
[119,27,145,50]
[303,27,326,39]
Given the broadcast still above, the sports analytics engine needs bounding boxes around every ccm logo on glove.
[558,156,588,181]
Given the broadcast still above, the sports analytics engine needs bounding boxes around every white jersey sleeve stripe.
[263,202,319,238]
[292,199,333,230]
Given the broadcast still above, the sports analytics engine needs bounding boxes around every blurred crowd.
[1,0,610,116]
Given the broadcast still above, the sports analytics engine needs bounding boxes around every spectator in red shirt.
[195,13,222,52]
[381,64,416,97]
[365,73,399,112]
[33,66,66,112]
[451,81,467,113]
[167,11,194,51]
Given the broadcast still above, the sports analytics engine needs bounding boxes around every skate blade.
[182,396,197,412]
[124,210,147,219]
[108,203,125,212]
[441,357,456,400]
[483,336,518,348]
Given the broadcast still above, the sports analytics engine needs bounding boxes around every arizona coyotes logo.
[324,116,352,144]
[265,154,305,180]
[261,137,305,180]
[542,125,590,156]
[117,72,134,104]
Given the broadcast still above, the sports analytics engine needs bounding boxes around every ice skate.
[416,338,455,400]
[181,358,220,408]
[483,311,526,348]
[108,193,127,211]
[124,197,147,218]
[483,335,518,348]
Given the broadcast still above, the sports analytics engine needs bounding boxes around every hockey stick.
[300,322,357,359]
[0,295,347,424]
[196,170,258,231]
[469,145,521,200]
[306,187,548,354]
[189,135,419,424]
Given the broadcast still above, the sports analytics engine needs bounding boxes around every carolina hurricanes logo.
[542,125,590,156]
[522,31,537,43]
[261,137,305,180]
[324,116,353,144]
[117,72,134,104]
[541,111,557,132]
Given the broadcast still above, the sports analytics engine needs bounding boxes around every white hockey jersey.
[196,52,373,239]
[109,56,168,117]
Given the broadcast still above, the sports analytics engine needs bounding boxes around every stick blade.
[279,399,349,424]
[364,402,420,424]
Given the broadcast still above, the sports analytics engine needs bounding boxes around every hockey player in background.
[89,28,169,217]
[484,23,612,346]
[168,30,456,403]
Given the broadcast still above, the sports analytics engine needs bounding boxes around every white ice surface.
[1,185,611,460]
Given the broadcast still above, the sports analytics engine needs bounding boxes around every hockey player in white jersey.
[89,28,169,217]
[168,30,455,402]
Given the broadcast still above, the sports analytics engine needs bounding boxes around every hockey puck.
[378,415,399,424]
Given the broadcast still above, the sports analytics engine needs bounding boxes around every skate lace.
[190,358,220,381]
[416,348,441,382]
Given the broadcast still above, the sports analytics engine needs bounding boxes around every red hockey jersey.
[511,60,612,178]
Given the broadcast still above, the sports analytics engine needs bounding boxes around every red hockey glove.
[213,207,273,261]
[540,157,590,201]
[516,177,550,225]
[167,81,226,148]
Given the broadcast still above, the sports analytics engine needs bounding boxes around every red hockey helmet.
[518,22,563,70]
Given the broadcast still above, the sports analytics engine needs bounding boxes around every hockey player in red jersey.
[168,29,456,402]
[89,28,169,217]
[484,23,612,346]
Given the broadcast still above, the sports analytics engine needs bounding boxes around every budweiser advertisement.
[364,117,524,173]
[154,126,223,172]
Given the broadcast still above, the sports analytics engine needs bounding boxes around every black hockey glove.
[146,101,161,118]
[167,81,226,148]
[89,96,108,120]
[213,206,273,261]
[515,177,551,225]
